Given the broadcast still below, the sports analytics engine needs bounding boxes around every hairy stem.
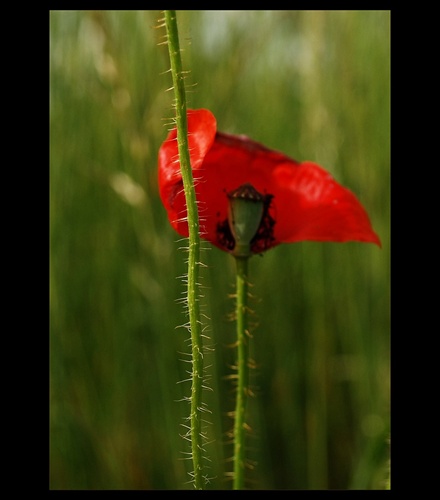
[164,10,204,490]
[233,256,250,490]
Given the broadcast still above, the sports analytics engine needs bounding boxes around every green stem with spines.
[233,255,250,490]
[164,10,205,490]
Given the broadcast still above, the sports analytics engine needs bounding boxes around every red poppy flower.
[158,108,381,254]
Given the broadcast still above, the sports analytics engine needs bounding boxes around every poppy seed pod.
[227,184,265,257]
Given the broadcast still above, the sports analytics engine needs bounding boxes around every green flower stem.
[233,255,250,490]
[164,10,204,490]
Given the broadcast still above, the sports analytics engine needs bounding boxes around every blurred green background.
[50,10,390,490]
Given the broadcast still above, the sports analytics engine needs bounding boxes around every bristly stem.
[164,10,205,490]
[233,255,250,490]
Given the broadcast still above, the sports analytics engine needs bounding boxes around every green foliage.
[50,10,390,490]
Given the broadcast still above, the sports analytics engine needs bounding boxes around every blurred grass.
[49,10,390,490]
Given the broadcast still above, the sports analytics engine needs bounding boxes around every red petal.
[158,109,217,235]
[271,161,381,246]
[193,132,298,250]
[194,134,380,249]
